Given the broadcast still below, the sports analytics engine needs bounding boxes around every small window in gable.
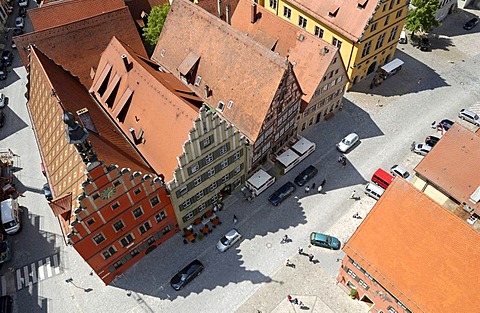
[227,100,233,109]
[195,76,202,86]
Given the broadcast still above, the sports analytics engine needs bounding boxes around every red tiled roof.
[231,0,341,106]
[90,37,203,181]
[286,0,381,41]
[194,0,240,22]
[414,124,480,214]
[125,0,168,25]
[29,0,126,31]
[49,192,73,217]
[344,178,480,312]
[14,7,147,89]
[30,46,152,174]
[152,0,289,142]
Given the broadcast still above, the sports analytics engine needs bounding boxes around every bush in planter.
[349,289,358,299]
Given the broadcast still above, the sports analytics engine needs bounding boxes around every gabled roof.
[414,124,480,214]
[30,46,152,174]
[194,0,240,22]
[152,0,290,142]
[286,0,380,42]
[125,0,169,27]
[231,0,341,106]
[14,7,146,88]
[344,178,480,312]
[90,37,203,181]
[29,0,126,31]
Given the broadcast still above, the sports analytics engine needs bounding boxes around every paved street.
[1,5,479,313]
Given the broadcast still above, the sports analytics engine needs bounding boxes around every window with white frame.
[101,246,117,260]
[234,165,241,174]
[113,220,125,232]
[221,159,228,169]
[132,207,143,219]
[314,26,324,38]
[149,195,160,207]
[183,199,192,209]
[234,150,241,160]
[283,6,291,19]
[191,163,199,174]
[93,233,106,245]
[155,211,167,223]
[222,174,230,183]
[196,190,204,200]
[298,16,307,28]
[193,176,202,186]
[120,233,135,247]
[269,0,277,9]
[332,37,342,49]
[208,168,215,177]
[219,145,228,155]
[209,181,217,191]
[139,221,152,234]
[205,153,213,164]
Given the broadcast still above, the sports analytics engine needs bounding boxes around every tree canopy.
[142,3,171,46]
[406,0,441,36]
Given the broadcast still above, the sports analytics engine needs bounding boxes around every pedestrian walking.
[304,186,310,193]
[286,259,296,268]
[342,158,347,167]
[311,182,316,189]
[298,247,304,255]
[320,179,326,187]
[233,214,238,224]
[293,298,299,305]
[350,190,357,199]
[287,295,293,302]
[308,254,314,262]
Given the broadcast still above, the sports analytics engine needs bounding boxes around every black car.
[268,181,296,206]
[1,51,13,67]
[294,165,318,186]
[13,28,23,36]
[43,183,53,201]
[0,111,4,128]
[437,119,454,131]
[425,135,440,147]
[0,65,6,80]
[19,7,27,18]
[170,259,204,291]
[463,18,479,30]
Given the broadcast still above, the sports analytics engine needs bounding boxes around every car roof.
[311,232,328,241]
[225,228,239,238]
[345,133,358,140]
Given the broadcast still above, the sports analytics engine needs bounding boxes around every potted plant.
[349,289,358,299]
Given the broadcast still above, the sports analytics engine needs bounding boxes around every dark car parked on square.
[294,165,318,186]
[0,65,6,80]
[437,119,454,131]
[463,18,479,30]
[1,51,13,67]
[268,181,296,206]
[170,259,204,291]
[425,135,440,147]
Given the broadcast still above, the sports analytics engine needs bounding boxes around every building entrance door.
[367,62,377,75]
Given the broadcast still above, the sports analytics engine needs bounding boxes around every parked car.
[268,181,296,206]
[0,93,5,109]
[19,7,27,18]
[43,183,53,201]
[364,182,385,200]
[19,0,28,8]
[458,108,480,126]
[336,133,359,153]
[13,28,23,36]
[390,165,410,179]
[294,165,318,186]
[15,17,24,29]
[437,119,454,131]
[463,17,479,30]
[0,111,4,128]
[216,228,242,252]
[425,135,440,147]
[310,232,341,250]
[0,65,7,80]
[412,143,432,156]
[0,239,12,264]
[1,51,13,66]
[170,259,204,291]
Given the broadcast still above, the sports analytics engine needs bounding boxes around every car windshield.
[220,236,229,245]
[179,273,188,282]
[326,236,331,245]
[341,138,350,145]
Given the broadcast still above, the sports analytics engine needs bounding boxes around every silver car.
[413,143,432,156]
[390,165,409,179]
[216,228,242,252]
[336,133,359,153]
[458,108,480,126]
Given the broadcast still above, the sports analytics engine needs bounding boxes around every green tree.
[142,3,171,46]
[405,0,441,37]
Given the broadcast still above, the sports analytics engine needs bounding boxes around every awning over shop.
[380,58,404,74]
[276,149,300,168]
[291,137,316,156]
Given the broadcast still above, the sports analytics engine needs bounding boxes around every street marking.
[16,269,23,290]
[52,254,60,275]
[31,263,37,284]
[45,257,52,278]
[38,260,45,281]
[1,276,6,296]
[23,266,30,286]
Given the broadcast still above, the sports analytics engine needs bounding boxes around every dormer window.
[178,51,200,85]
[194,75,202,86]
[357,0,368,9]
[328,6,339,17]
[227,100,234,109]
[217,101,225,112]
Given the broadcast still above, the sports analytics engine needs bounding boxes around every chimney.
[121,54,130,72]
[217,0,222,17]
[204,85,210,98]
[251,3,257,24]
[226,4,231,24]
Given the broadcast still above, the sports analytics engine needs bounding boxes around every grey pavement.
[1,6,479,313]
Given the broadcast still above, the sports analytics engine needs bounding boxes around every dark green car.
[310,232,341,250]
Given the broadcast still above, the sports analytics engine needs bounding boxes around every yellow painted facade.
[259,0,409,88]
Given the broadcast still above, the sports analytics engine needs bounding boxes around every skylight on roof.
[217,101,225,112]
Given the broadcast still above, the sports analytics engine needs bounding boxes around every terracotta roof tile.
[29,0,126,31]
[286,0,380,41]
[152,0,289,142]
[90,37,202,181]
[194,0,240,22]
[14,7,147,89]
[31,46,152,174]
[414,124,480,214]
[231,0,341,106]
[125,0,168,23]
[343,178,480,312]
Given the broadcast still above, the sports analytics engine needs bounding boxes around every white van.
[1,198,21,234]
[364,183,385,200]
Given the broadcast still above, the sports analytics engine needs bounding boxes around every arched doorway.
[145,245,157,254]
[384,54,391,64]
[367,62,377,75]
[353,75,359,84]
